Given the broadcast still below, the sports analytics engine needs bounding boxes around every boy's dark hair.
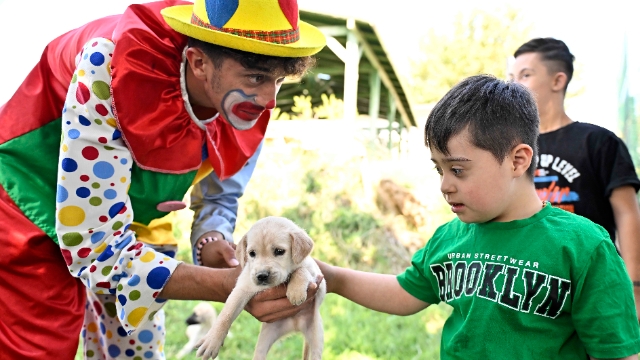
[188,38,316,78]
[425,75,539,178]
[514,37,575,93]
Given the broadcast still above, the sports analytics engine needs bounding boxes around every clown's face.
[187,50,283,130]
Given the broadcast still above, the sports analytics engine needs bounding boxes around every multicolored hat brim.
[161,5,326,57]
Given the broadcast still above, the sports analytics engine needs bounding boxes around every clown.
[0,0,325,358]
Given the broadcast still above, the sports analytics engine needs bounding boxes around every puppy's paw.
[286,285,308,306]
[195,334,224,359]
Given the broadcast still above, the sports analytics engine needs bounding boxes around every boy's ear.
[551,72,568,93]
[510,144,533,177]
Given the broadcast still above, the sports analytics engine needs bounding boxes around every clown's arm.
[55,37,183,334]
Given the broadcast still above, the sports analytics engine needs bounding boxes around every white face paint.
[220,89,266,130]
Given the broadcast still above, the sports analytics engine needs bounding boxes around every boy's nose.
[440,179,455,195]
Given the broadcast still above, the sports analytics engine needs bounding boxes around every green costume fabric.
[397,204,640,359]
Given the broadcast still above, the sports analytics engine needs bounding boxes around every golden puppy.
[176,302,217,359]
[196,216,326,360]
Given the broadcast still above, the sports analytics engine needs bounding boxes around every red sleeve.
[0,15,120,145]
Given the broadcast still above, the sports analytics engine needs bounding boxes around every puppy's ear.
[290,229,313,264]
[236,234,248,268]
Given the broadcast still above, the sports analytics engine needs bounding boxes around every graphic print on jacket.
[431,252,571,319]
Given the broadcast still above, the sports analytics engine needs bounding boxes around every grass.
[161,298,451,360]
[76,131,454,359]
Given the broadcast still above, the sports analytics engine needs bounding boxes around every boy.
[510,37,640,317]
[317,75,640,359]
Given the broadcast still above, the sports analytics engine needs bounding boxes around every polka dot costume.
[56,38,180,357]
[82,244,178,360]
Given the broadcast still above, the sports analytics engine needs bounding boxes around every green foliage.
[274,93,345,120]
[271,107,291,120]
[618,78,640,174]
[313,93,345,119]
[291,95,314,119]
[303,169,323,193]
[408,8,532,104]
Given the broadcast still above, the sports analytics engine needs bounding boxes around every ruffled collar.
[109,1,267,180]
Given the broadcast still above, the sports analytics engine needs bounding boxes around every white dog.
[196,216,326,360]
[176,302,218,359]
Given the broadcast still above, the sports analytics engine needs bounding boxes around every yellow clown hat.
[161,0,326,57]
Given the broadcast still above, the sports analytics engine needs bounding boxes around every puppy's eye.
[249,250,256,258]
[274,248,285,256]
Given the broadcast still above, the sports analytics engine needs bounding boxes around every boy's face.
[509,52,557,111]
[431,129,516,223]
[200,56,285,130]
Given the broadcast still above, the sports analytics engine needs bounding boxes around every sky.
[0,0,637,133]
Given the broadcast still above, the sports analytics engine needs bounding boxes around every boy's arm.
[316,259,429,315]
[574,240,640,358]
[610,185,640,320]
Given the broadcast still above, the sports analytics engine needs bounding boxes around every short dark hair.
[425,75,539,178]
[514,37,575,93]
[187,38,316,78]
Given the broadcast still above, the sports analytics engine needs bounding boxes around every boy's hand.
[245,275,324,323]
[314,258,336,293]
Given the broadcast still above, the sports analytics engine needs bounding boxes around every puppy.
[176,302,218,359]
[196,216,326,360]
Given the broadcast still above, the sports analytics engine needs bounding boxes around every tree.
[618,34,640,171]
[408,8,532,104]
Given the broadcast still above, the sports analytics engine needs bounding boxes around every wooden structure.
[276,10,417,143]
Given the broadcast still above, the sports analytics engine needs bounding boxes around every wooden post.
[387,91,396,151]
[368,70,381,139]
[398,116,404,154]
[343,18,360,121]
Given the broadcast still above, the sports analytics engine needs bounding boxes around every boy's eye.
[433,166,443,176]
[274,248,285,256]
[249,250,256,257]
[452,168,463,176]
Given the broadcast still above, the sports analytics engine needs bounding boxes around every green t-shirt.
[397,204,640,359]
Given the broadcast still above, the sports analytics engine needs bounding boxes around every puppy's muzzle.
[186,313,200,325]
[255,271,271,285]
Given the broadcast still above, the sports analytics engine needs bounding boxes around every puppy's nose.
[185,313,200,325]
[256,271,270,283]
